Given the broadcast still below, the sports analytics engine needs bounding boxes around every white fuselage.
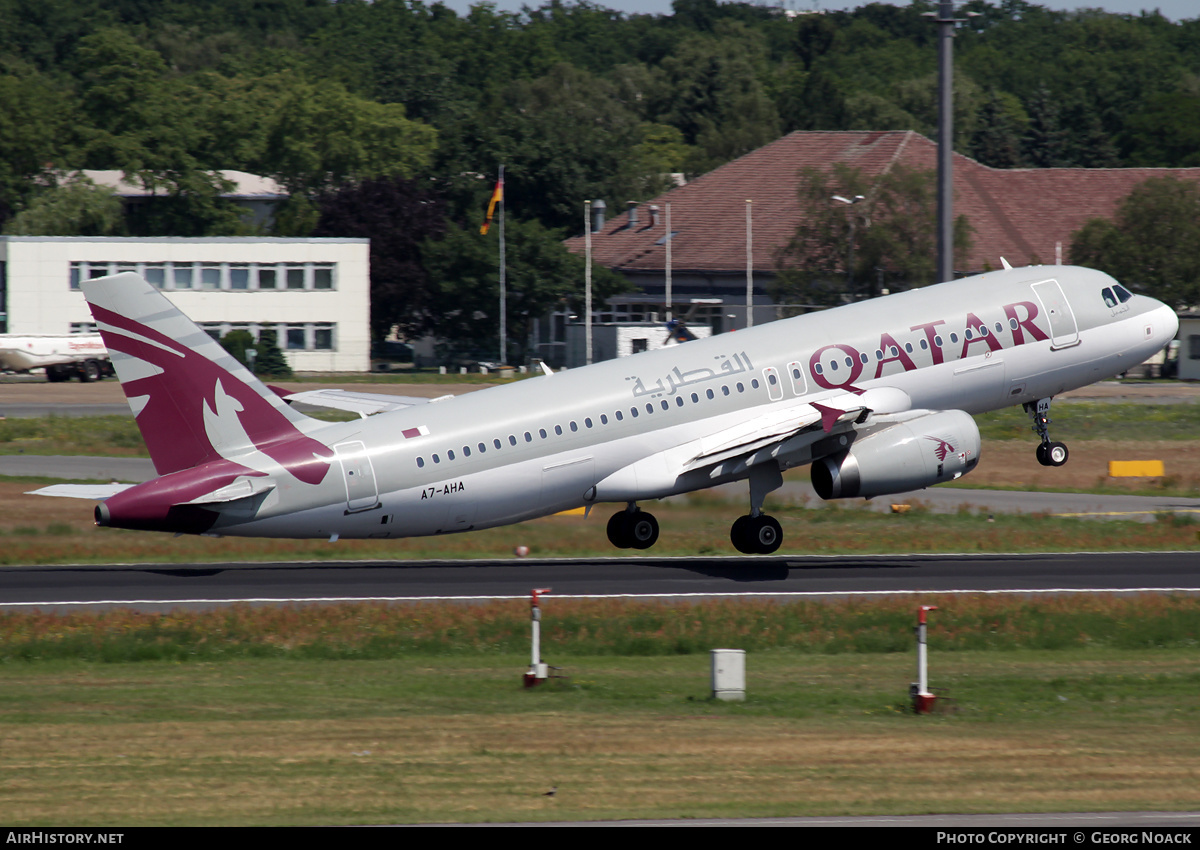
[211,266,1177,540]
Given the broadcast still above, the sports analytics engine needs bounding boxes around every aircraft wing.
[27,483,135,501]
[594,387,907,502]
[282,389,453,417]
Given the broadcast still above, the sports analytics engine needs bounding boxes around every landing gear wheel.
[1045,441,1068,467]
[607,511,632,549]
[626,512,659,550]
[731,514,783,555]
[730,515,753,553]
[606,509,660,550]
[1035,441,1069,467]
[80,359,101,382]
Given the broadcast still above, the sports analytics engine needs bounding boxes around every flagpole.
[498,165,507,366]
[745,199,753,329]
[665,202,672,323]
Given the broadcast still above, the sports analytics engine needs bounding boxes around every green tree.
[259,76,438,197]
[1070,176,1200,308]
[969,87,1027,168]
[312,176,448,341]
[422,218,629,364]
[1118,91,1200,168]
[485,63,647,231]
[3,176,125,236]
[253,329,293,379]
[0,61,79,224]
[773,162,973,308]
[652,22,780,173]
[218,329,257,370]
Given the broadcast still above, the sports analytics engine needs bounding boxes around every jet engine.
[810,410,980,500]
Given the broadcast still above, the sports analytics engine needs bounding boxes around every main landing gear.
[1024,397,1069,467]
[730,514,782,555]
[606,503,659,550]
[730,463,785,555]
[603,466,788,555]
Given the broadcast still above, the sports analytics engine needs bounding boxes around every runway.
[2,551,1197,610]
[8,455,1200,522]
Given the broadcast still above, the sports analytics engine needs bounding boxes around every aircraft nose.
[1151,300,1179,347]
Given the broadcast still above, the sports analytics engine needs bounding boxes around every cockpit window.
[1102,287,1118,308]
[1114,284,1133,303]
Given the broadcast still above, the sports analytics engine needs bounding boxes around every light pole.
[924,1,976,284]
[833,194,865,299]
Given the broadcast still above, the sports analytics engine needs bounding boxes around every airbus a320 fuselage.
[35,265,1176,555]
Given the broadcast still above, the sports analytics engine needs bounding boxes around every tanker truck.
[0,334,112,381]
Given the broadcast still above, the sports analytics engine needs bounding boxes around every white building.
[0,236,370,372]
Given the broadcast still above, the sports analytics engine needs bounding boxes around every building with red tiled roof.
[564,130,1200,334]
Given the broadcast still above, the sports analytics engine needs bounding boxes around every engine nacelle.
[810,410,981,500]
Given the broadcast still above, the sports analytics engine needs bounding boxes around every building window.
[69,261,340,292]
[230,264,250,289]
[201,265,221,290]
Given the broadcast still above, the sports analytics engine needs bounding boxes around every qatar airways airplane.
[33,265,1176,554]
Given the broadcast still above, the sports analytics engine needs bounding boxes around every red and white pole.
[524,588,552,688]
[914,605,938,714]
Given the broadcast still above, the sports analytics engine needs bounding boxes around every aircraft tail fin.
[81,272,322,477]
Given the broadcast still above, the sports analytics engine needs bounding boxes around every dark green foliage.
[773,162,973,306]
[218,328,256,369]
[1070,176,1200,308]
[312,176,448,341]
[253,329,293,378]
[2,1,1200,237]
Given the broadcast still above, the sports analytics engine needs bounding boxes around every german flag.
[480,179,503,234]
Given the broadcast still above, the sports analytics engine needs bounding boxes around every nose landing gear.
[1025,397,1069,467]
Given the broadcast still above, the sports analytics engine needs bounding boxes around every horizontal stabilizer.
[181,475,276,506]
[28,483,134,501]
[283,388,452,417]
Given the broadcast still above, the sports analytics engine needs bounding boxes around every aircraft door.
[1031,280,1080,349]
[786,361,808,396]
[762,366,783,401]
[334,441,380,513]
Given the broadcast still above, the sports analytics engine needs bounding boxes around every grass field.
[1,596,1198,825]
[2,399,1198,824]
[3,479,1200,564]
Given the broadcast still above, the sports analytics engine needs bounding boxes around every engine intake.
[811,410,981,500]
